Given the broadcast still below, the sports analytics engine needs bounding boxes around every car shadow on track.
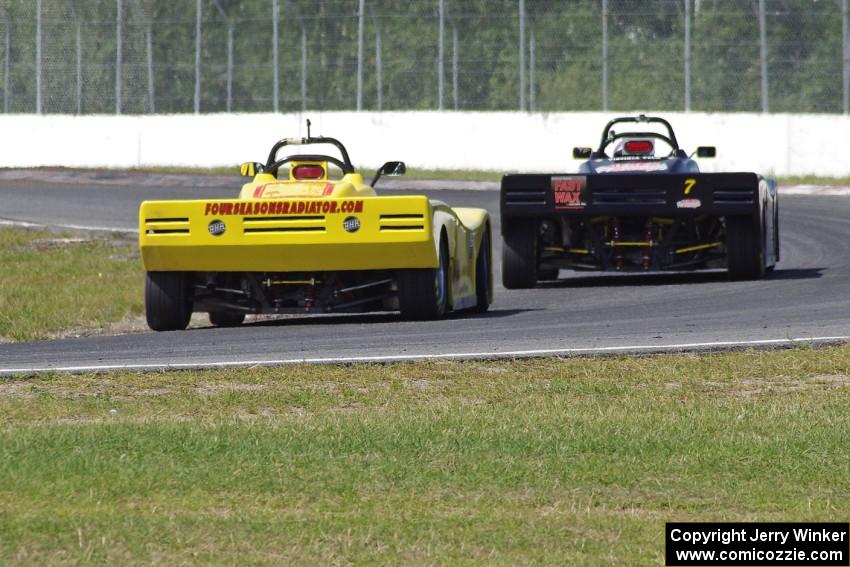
[443,308,540,320]
[535,267,824,288]
[216,308,541,330]
[537,271,730,288]
[762,267,824,281]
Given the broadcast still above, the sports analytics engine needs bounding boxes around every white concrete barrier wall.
[0,111,848,177]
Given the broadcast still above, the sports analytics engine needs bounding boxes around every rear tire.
[209,311,246,327]
[726,216,765,280]
[145,271,193,331]
[398,236,449,320]
[502,220,537,289]
[472,230,492,313]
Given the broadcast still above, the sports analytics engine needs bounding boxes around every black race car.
[500,114,779,288]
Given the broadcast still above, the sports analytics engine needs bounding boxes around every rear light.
[624,140,653,155]
[292,164,325,179]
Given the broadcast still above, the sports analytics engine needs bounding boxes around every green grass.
[776,175,850,186]
[398,168,502,182]
[0,228,143,341]
[2,347,850,565]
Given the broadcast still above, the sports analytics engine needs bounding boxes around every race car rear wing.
[140,195,438,272]
[501,172,765,223]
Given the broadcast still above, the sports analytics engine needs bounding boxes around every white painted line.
[380,179,499,192]
[0,218,138,234]
[3,335,849,376]
[779,185,850,196]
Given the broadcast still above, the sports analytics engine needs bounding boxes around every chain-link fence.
[1,0,848,115]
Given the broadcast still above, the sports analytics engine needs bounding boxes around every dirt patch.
[462,364,511,375]
[195,383,267,396]
[109,252,141,261]
[27,237,91,250]
[44,312,307,342]
[47,315,153,340]
[0,380,38,399]
[13,233,138,251]
[810,373,850,385]
[729,375,850,398]
[46,313,216,341]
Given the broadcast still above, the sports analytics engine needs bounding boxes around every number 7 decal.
[684,178,696,195]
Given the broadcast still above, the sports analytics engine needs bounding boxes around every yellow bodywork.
[140,194,437,272]
[139,165,490,310]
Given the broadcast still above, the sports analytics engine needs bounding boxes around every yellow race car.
[139,128,493,330]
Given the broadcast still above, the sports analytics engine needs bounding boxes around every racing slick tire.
[471,230,492,313]
[502,220,537,289]
[766,204,780,273]
[726,215,766,280]
[145,271,193,331]
[209,310,246,327]
[398,236,449,320]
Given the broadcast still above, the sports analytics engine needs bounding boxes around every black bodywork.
[500,115,779,287]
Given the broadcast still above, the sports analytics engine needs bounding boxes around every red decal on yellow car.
[204,200,363,216]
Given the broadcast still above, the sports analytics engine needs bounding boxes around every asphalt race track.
[1,172,849,374]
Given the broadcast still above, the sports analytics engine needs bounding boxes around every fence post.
[841,0,850,114]
[76,19,82,114]
[601,0,608,111]
[36,0,42,114]
[213,1,232,113]
[301,24,307,112]
[226,24,234,112]
[115,0,121,114]
[519,0,525,111]
[273,0,279,112]
[4,24,9,113]
[529,28,535,112]
[684,0,691,111]
[147,23,155,113]
[758,0,768,112]
[452,24,458,111]
[438,0,445,110]
[194,0,202,113]
[356,0,364,111]
[376,25,382,111]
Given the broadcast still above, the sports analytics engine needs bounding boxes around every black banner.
[666,523,849,566]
